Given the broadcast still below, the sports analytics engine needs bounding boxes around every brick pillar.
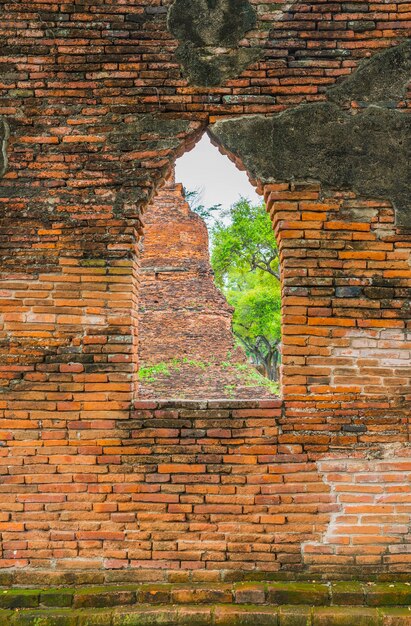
[265,182,411,402]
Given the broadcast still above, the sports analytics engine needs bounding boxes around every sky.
[175,134,261,212]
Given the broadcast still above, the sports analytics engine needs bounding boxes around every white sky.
[175,134,261,212]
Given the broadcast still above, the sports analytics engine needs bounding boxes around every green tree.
[184,187,222,223]
[211,199,281,381]
[211,197,280,285]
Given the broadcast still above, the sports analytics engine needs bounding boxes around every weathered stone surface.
[109,115,195,153]
[0,589,39,609]
[278,605,312,626]
[312,606,379,626]
[327,39,411,106]
[10,610,77,626]
[167,0,262,85]
[0,117,9,177]
[267,582,329,606]
[40,591,74,608]
[168,0,257,47]
[174,45,261,88]
[214,605,279,626]
[330,582,365,606]
[209,103,411,228]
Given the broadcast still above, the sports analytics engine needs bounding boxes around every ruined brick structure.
[139,176,236,366]
[0,0,410,586]
[138,176,274,398]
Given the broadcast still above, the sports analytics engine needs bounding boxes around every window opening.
[138,135,281,399]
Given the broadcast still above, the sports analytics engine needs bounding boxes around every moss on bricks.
[138,584,172,604]
[73,588,136,609]
[111,607,178,625]
[312,607,380,626]
[380,607,411,625]
[10,610,77,626]
[331,582,365,606]
[365,583,411,606]
[0,589,40,609]
[214,605,279,626]
[233,583,266,605]
[278,605,312,626]
[39,590,74,608]
[76,609,114,626]
[267,583,329,606]
[171,586,233,604]
[0,609,13,625]
[176,606,213,626]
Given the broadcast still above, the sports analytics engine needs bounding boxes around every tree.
[211,197,280,286]
[210,199,281,381]
[183,187,222,223]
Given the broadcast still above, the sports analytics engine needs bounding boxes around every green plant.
[210,198,281,382]
[138,362,171,382]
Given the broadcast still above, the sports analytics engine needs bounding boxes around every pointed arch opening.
[137,132,282,400]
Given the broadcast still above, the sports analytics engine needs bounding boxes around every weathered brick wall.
[265,183,411,400]
[0,0,410,581]
[0,399,410,584]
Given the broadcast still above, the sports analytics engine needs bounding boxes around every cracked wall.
[209,42,411,229]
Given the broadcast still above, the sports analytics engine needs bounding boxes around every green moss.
[111,607,178,625]
[0,609,12,625]
[77,609,113,626]
[331,582,364,606]
[313,606,379,625]
[266,582,329,606]
[364,582,411,606]
[0,589,39,609]
[11,610,77,626]
[278,605,312,626]
[40,590,73,608]
[214,605,279,626]
[138,363,171,382]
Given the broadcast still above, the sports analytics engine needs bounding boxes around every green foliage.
[138,362,171,382]
[226,273,281,344]
[211,197,279,288]
[184,187,222,223]
[210,198,281,381]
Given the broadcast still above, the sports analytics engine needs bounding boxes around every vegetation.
[210,198,281,382]
[184,187,222,223]
[138,357,279,395]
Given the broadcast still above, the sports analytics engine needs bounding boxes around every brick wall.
[265,182,411,401]
[0,0,410,581]
[0,398,409,584]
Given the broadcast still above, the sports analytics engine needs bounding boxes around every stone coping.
[133,399,283,409]
[1,604,411,625]
[2,582,411,608]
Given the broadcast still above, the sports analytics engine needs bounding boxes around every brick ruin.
[138,174,274,398]
[0,0,410,586]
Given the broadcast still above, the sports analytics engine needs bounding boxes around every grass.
[138,356,279,395]
[138,362,171,382]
